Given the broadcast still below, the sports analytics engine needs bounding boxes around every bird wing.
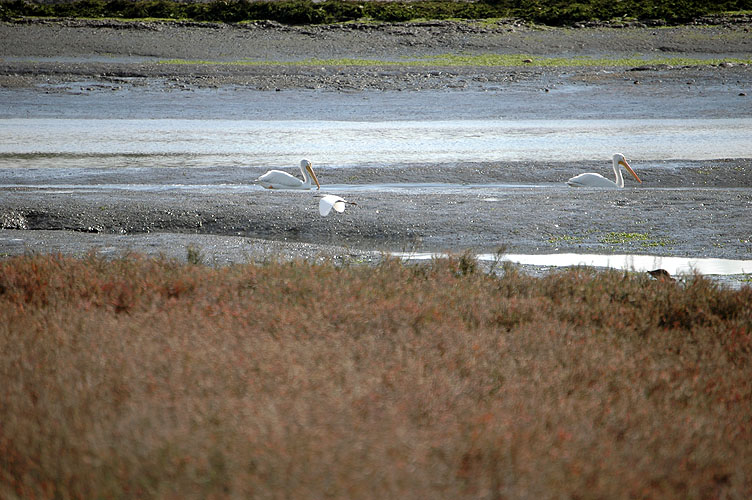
[256,170,303,188]
[319,195,345,216]
[567,173,617,188]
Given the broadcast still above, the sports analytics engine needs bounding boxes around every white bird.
[254,159,321,190]
[567,153,642,188]
[319,194,356,216]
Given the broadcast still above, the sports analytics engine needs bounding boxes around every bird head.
[301,159,320,190]
[615,153,642,184]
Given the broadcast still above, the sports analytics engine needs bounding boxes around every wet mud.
[1,19,751,277]
[2,17,752,92]
[2,160,751,259]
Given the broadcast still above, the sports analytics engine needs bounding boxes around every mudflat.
[2,17,752,90]
[1,18,751,275]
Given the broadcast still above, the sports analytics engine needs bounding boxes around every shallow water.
[2,117,751,171]
[396,252,752,276]
[3,183,751,196]
[1,87,750,272]
[3,83,750,169]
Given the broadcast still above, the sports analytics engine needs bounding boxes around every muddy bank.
[1,17,750,98]
[2,18,752,93]
[1,18,751,277]
[2,160,751,258]
[3,17,752,62]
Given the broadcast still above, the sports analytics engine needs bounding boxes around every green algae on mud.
[158,54,752,67]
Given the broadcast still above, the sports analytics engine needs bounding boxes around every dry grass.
[1,252,751,499]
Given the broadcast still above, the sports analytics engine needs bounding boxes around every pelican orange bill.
[620,159,642,183]
[307,163,321,190]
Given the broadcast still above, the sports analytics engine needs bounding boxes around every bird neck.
[300,165,311,186]
[612,159,625,188]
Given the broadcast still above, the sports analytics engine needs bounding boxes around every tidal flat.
[1,18,751,276]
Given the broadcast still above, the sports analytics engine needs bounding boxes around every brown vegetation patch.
[1,253,751,498]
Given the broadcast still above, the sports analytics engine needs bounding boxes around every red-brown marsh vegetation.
[1,253,750,499]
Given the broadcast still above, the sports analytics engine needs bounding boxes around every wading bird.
[254,159,320,190]
[319,194,356,216]
[567,153,642,188]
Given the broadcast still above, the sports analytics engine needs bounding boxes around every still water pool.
[395,252,752,276]
[1,117,751,170]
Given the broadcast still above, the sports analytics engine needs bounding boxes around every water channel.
[1,87,750,277]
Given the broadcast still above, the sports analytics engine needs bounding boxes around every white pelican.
[319,194,356,216]
[254,159,320,190]
[567,153,642,188]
